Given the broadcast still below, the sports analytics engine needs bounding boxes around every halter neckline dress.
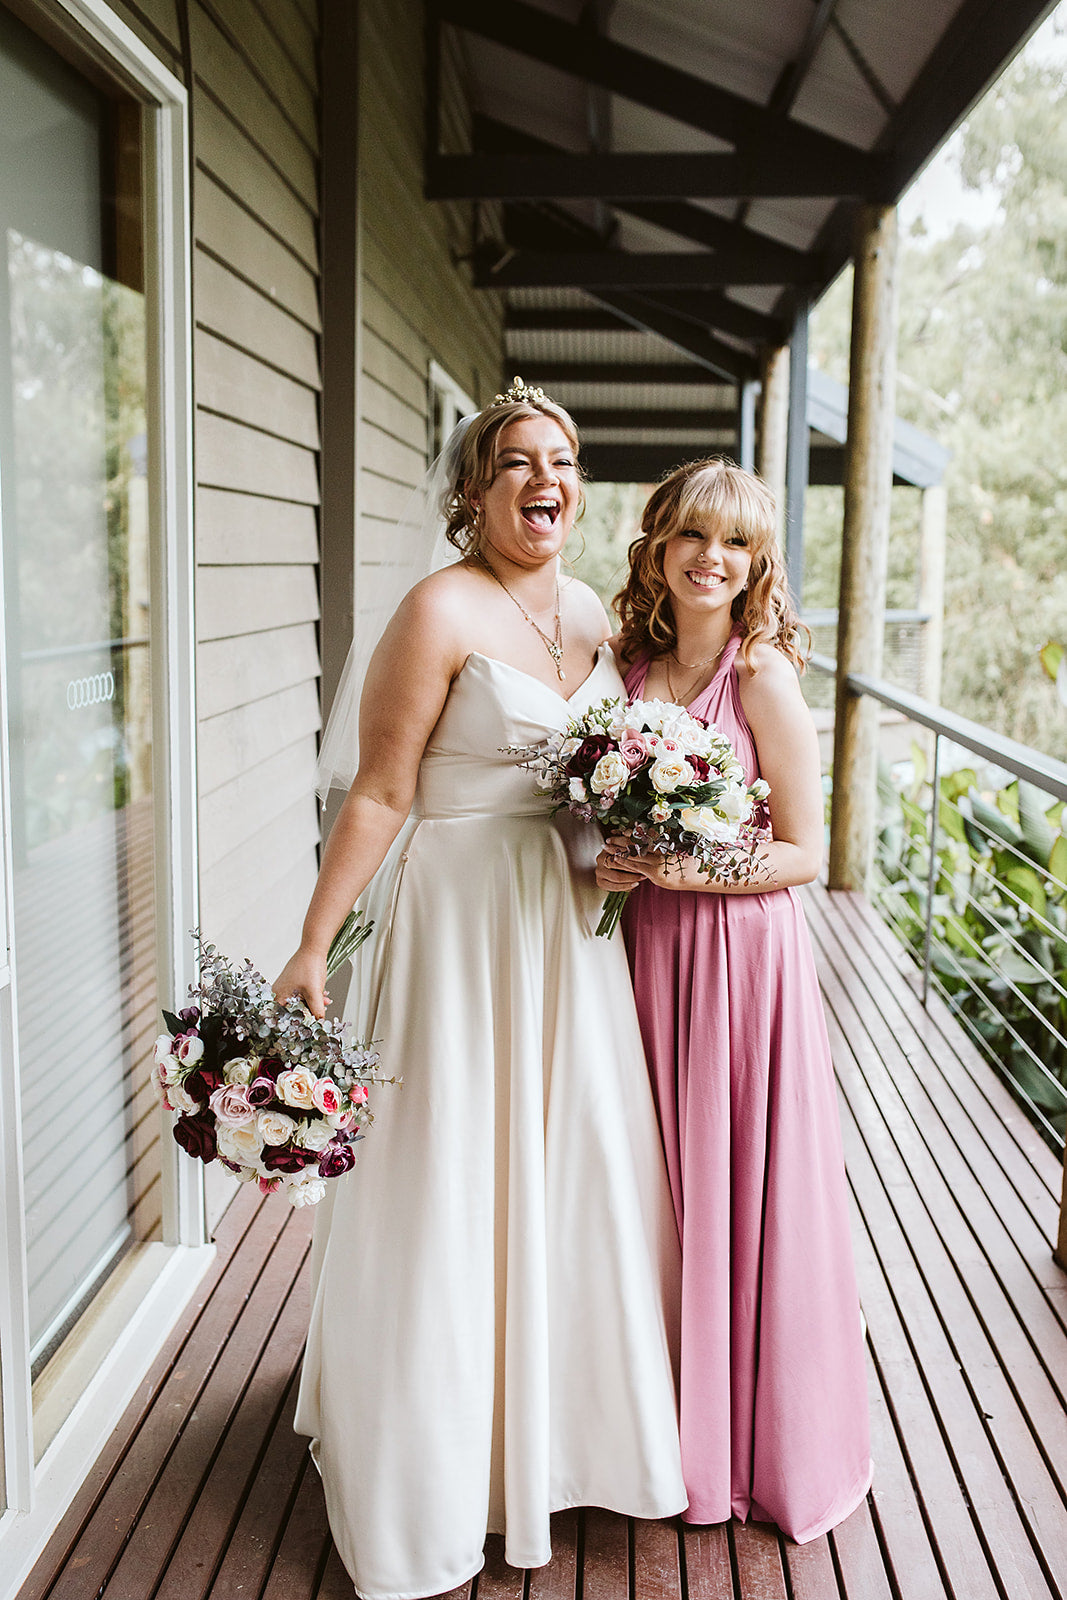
[622,632,872,1542]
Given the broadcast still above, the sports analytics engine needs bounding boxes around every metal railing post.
[921,733,942,1007]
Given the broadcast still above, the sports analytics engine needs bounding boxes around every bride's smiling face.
[474,416,580,568]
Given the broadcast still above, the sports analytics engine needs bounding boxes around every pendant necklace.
[664,640,727,705]
[476,551,565,680]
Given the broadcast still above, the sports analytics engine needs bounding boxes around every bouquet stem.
[326,911,373,977]
[596,889,631,939]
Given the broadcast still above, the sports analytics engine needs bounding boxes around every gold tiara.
[492,375,547,407]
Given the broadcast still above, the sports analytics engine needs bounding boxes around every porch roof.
[427,0,1056,469]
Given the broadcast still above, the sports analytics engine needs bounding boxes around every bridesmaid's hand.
[595,833,699,893]
[274,949,330,1019]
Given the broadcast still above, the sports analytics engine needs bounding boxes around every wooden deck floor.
[16,885,1067,1600]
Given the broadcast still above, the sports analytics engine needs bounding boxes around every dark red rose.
[318,1142,357,1179]
[173,1112,217,1163]
[247,1076,277,1107]
[689,756,710,782]
[564,735,613,777]
[262,1145,310,1173]
[258,1056,283,1080]
[184,1066,222,1102]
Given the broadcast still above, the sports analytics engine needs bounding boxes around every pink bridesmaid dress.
[622,633,872,1542]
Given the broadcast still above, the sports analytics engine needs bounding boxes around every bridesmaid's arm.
[275,581,466,1015]
[595,646,824,897]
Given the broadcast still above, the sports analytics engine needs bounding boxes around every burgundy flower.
[179,1005,201,1025]
[247,1076,277,1107]
[318,1142,356,1179]
[258,1055,283,1080]
[184,1065,222,1102]
[173,1111,217,1163]
[262,1145,310,1173]
[564,735,613,777]
[689,756,711,782]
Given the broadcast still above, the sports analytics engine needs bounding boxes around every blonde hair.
[443,397,584,557]
[614,457,809,673]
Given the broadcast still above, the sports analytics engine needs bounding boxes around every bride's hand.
[274,949,330,1019]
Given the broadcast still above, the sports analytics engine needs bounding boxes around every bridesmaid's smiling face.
[475,416,580,569]
[661,522,753,620]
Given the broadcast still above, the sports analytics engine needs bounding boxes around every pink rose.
[209,1082,256,1127]
[311,1077,341,1115]
[247,1076,276,1107]
[349,1084,369,1106]
[619,732,649,769]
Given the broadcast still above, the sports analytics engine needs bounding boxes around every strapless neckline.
[459,641,612,707]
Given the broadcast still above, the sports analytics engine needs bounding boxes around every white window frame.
[0,2,211,1587]
[429,359,476,457]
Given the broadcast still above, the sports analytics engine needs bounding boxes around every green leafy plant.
[874,742,1067,1146]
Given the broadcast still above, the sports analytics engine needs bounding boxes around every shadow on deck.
[16,885,1067,1600]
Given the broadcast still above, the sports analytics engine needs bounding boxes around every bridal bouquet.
[152,918,387,1207]
[526,697,772,936]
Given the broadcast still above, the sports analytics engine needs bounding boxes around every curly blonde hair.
[443,396,584,556]
[614,457,809,673]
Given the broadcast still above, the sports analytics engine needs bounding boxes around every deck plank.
[528,1510,579,1600]
[730,1522,788,1599]
[681,1525,735,1600]
[808,891,1067,1587]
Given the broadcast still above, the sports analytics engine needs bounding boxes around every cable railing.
[809,656,1067,1155]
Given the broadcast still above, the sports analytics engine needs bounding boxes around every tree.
[810,52,1067,760]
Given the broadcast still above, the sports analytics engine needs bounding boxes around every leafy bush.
[874,743,1067,1147]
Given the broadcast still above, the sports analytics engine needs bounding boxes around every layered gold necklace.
[663,640,727,705]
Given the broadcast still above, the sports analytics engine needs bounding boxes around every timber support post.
[757,343,789,544]
[785,297,810,607]
[828,203,899,891]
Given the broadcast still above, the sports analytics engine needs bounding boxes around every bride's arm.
[275,581,465,1015]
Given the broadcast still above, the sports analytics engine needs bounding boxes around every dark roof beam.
[473,115,824,282]
[474,247,818,290]
[428,148,885,203]
[433,0,887,193]
[588,290,757,382]
[520,362,737,386]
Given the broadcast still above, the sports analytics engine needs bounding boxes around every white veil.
[316,414,475,800]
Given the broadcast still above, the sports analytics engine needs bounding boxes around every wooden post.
[757,343,789,545]
[828,204,899,891]
[737,378,757,471]
[918,483,947,705]
[785,297,810,607]
[1057,1166,1067,1270]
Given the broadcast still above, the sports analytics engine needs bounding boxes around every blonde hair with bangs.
[443,397,584,557]
[615,457,809,673]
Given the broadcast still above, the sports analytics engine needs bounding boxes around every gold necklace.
[476,552,565,680]
[664,640,727,705]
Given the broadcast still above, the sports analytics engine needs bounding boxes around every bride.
[275,381,686,1600]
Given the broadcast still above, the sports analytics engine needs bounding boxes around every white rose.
[287,1173,328,1208]
[715,788,747,826]
[679,805,738,844]
[666,716,714,755]
[649,755,695,794]
[276,1067,317,1109]
[218,1123,264,1164]
[590,750,630,794]
[299,1119,335,1152]
[224,1056,254,1085]
[258,1109,299,1146]
[750,779,770,801]
[175,1033,204,1066]
[169,1081,202,1115]
[650,800,672,823]
[153,1032,176,1067]
[559,737,582,760]
[568,777,589,803]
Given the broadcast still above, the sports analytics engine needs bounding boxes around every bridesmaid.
[596,458,872,1542]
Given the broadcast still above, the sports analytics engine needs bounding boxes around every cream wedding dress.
[295,644,686,1600]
